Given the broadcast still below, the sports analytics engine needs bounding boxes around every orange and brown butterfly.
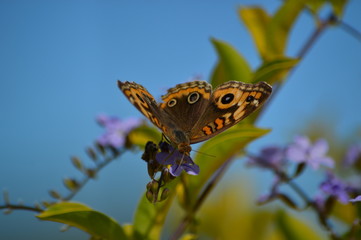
[117,80,272,155]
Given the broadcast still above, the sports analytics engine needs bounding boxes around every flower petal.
[350,195,361,203]
[170,164,183,177]
[293,135,311,150]
[309,139,329,158]
[182,163,200,175]
[286,145,307,163]
[156,152,176,165]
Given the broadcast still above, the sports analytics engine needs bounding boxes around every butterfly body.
[118,80,272,154]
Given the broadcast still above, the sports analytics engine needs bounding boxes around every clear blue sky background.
[0,1,360,239]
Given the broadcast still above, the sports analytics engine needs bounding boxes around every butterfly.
[118,80,272,154]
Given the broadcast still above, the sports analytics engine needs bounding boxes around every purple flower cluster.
[247,135,334,171]
[96,114,142,148]
[156,142,199,177]
[247,146,286,170]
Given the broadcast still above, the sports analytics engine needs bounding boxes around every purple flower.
[96,114,142,148]
[319,172,353,204]
[349,195,361,203]
[156,142,199,177]
[247,146,286,170]
[343,143,361,167]
[286,135,334,170]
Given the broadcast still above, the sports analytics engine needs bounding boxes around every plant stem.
[170,157,233,240]
[63,150,123,201]
[0,203,42,213]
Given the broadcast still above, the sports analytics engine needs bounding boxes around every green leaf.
[276,210,325,240]
[266,0,306,58]
[306,0,348,18]
[128,125,162,149]
[210,38,252,87]
[329,0,348,17]
[240,1,306,61]
[252,57,299,84]
[239,7,271,60]
[132,180,178,240]
[186,124,270,203]
[37,202,127,240]
[332,200,358,224]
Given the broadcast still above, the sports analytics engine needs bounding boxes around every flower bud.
[159,188,170,202]
[146,190,154,203]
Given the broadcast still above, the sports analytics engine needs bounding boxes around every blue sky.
[1,1,360,239]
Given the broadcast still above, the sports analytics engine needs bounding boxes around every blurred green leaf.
[332,200,358,224]
[185,124,270,204]
[133,180,178,240]
[210,60,227,87]
[329,0,348,17]
[128,125,162,149]
[276,210,324,240]
[306,0,348,18]
[240,0,305,61]
[210,38,252,87]
[252,57,299,84]
[37,202,127,240]
[267,0,306,59]
[239,7,270,60]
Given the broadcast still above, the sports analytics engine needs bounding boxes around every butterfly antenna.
[191,149,216,158]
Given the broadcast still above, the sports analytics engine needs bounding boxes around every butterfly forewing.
[189,81,272,144]
[118,81,168,132]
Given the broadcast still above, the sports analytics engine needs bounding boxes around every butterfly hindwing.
[160,81,212,134]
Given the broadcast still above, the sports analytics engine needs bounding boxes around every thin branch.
[339,20,361,43]
[0,203,43,213]
[63,150,123,201]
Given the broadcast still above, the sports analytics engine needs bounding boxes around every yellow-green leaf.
[276,210,324,240]
[186,124,270,203]
[332,201,358,224]
[267,0,306,58]
[239,7,271,60]
[210,38,252,87]
[252,57,299,84]
[128,125,162,149]
[329,0,348,17]
[37,202,127,240]
[133,180,178,240]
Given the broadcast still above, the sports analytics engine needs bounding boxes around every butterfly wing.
[118,81,170,133]
[159,81,212,134]
[189,81,272,144]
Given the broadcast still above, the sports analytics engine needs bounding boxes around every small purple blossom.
[319,172,354,204]
[96,114,142,148]
[343,143,361,167]
[156,142,199,177]
[286,135,334,170]
[349,195,361,203]
[247,146,286,170]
